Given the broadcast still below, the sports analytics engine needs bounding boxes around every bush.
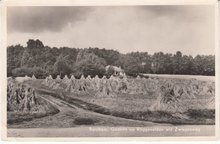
[11,66,47,78]
[32,67,47,79]
[12,67,33,77]
[73,60,106,78]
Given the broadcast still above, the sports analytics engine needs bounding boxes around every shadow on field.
[73,117,98,125]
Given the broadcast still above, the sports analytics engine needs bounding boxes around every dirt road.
[8,92,165,128]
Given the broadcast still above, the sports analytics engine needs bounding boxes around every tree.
[88,47,121,66]
[123,55,141,77]
[27,39,44,49]
[53,55,72,77]
[181,55,194,75]
[172,51,183,74]
[151,52,167,74]
[7,45,24,76]
[73,50,106,77]
[59,47,79,66]
[105,66,115,77]
[127,52,152,73]
[21,39,47,67]
[73,60,106,78]
[203,55,215,75]
[193,55,215,75]
[7,39,215,77]
[32,67,47,79]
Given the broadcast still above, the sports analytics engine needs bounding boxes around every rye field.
[7,74,215,128]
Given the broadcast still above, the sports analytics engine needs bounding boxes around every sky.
[7,6,215,56]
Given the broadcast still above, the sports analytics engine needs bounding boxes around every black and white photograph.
[1,0,219,140]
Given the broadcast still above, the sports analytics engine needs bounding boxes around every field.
[7,74,215,136]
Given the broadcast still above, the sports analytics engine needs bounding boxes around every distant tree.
[21,39,47,67]
[73,60,106,78]
[73,50,106,77]
[127,52,152,73]
[7,44,24,76]
[27,39,44,49]
[32,67,47,79]
[59,47,79,66]
[172,51,183,74]
[87,47,121,66]
[193,55,215,75]
[20,49,32,67]
[53,55,72,77]
[203,55,215,75]
[7,39,215,77]
[151,52,167,74]
[105,66,115,77]
[181,55,194,75]
[123,55,141,77]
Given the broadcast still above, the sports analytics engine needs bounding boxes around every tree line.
[7,39,215,78]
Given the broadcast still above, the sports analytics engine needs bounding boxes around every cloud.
[7,6,92,33]
[138,5,213,22]
[7,6,212,33]
[7,6,214,56]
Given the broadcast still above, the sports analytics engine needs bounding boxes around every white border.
[0,0,219,142]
